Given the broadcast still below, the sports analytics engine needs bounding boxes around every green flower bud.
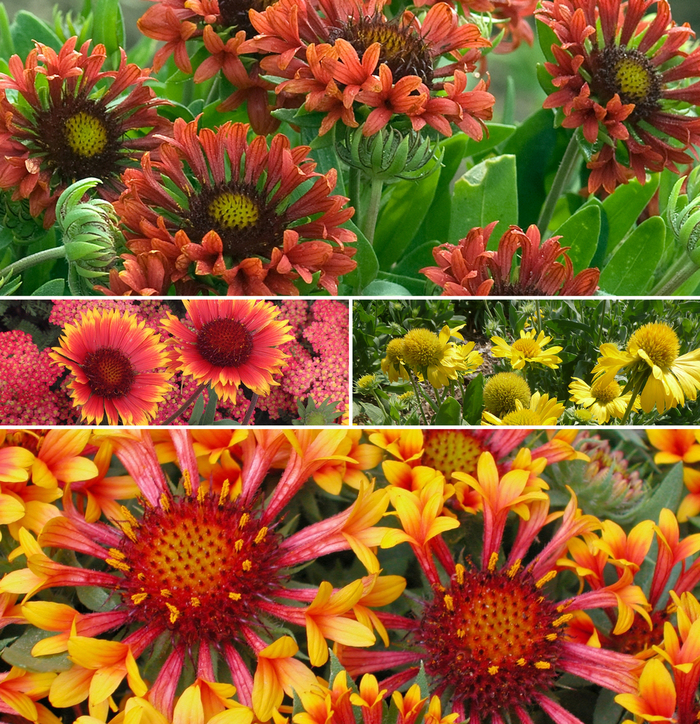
[0,193,46,245]
[336,124,436,183]
[294,397,344,425]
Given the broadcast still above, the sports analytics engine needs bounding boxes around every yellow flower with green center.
[491,329,563,370]
[483,372,531,418]
[482,392,564,426]
[593,322,700,414]
[401,325,475,389]
[569,374,640,424]
[381,338,410,383]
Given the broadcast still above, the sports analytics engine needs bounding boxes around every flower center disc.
[511,338,541,359]
[402,329,443,368]
[627,322,680,368]
[208,191,260,230]
[217,0,277,33]
[595,46,661,117]
[418,567,563,715]
[119,495,282,644]
[423,431,485,478]
[483,372,531,417]
[501,408,540,425]
[330,17,434,86]
[64,111,109,157]
[196,318,254,367]
[590,378,621,404]
[82,347,135,399]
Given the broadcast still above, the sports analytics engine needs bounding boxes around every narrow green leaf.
[599,216,665,295]
[601,175,660,254]
[448,154,518,244]
[555,202,601,274]
[0,4,14,58]
[342,221,378,294]
[188,390,206,425]
[92,0,124,59]
[536,18,558,64]
[462,374,484,425]
[632,462,684,526]
[435,396,461,425]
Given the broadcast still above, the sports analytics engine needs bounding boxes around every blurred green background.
[2,0,699,123]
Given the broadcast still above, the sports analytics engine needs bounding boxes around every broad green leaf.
[435,396,461,425]
[2,628,71,673]
[462,374,484,425]
[463,123,516,158]
[599,216,665,295]
[342,221,378,294]
[375,271,427,295]
[10,11,62,57]
[592,689,623,724]
[632,462,684,526]
[31,279,65,295]
[536,18,558,64]
[555,201,601,274]
[358,402,386,425]
[448,154,518,244]
[361,279,411,296]
[392,241,439,279]
[0,4,13,59]
[601,174,660,255]
[373,148,444,269]
[77,585,117,612]
[91,0,124,60]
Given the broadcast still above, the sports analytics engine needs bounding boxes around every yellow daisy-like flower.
[569,375,641,424]
[593,322,700,414]
[401,326,474,389]
[381,339,410,383]
[490,329,563,370]
[455,341,484,375]
[482,392,564,425]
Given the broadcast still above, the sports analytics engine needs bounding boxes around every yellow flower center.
[483,373,531,418]
[423,431,485,478]
[82,347,134,399]
[385,338,406,364]
[590,378,622,404]
[511,338,541,359]
[63,112,109,157]
[627,322,679,368]
[402,329,443,369]
[614,56,653,105]
[501,409,541,425]
[208,192,260,230]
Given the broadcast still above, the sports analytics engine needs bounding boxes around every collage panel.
[353,298,700,426]
[0,426,697,724]
[0,298,349,426]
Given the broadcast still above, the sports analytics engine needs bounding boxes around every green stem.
[535,299,543,335]
[1,246,66,278]
[595,299,607,350]
[204,76,221,107]
[242,393,259,426]
[651,252,700,295]
[349,167,362,221]
[408,371,429,426]
[163,383,208,425]
[361,178,383,244]
[537,132,581,235]
[620,375,645,425]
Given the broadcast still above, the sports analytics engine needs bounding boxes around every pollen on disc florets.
[417,560,566,717]
[402,328,443,370]
[328,17,434,86]
[386,338,406,364]
[82,348,135,399]
[196,318,254,368]
[500,408,540,425]
[627,322,680,368]
[422,431,487,478]
[483,373,531,418]
[590,377,622,404]
[115,487,282,644]
[510,338,542,359]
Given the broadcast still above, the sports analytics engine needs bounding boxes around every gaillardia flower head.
[482,372,531,418]
[162,299,293,402]
[381,339,410,383]
[483,392,566,425]
[537,0,700,193]
[339,452,641,723]
[114,118,356,296]
[49,308,173,426]
[245,0,494,137]
[593,322,700,414]
[0,38,169,226]
[0,430,394,721]
[569,374,640,423]
[491,329,563,370]
[421,223,600,295]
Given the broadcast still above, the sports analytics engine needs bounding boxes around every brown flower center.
[329,17,434,86]
[594,46,662,118]
[82,348,135,399]
[196,318,254,368]
[217,0,277,34]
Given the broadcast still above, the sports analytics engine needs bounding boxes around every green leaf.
[555,202,601,274]
[448,154,518,244]
[77,585,117,612]
[463,123,517,158]
[201,389,219,425]
[91,0,125,60]
[601,175,660,255]
[593,689,623,724]
[462,374,484,425]
[2,628,72,673]
[10,11,62,57]
[632,462,684,526]
[342,221,378,294]
[0,4,13,58]
[30,279,65,295]
[392,241,439,279]
[188,390,206,424]
[536,18,558,64]
[375,271,427,295]
[361,280,411,296]
[599,216,665,295]
[358,401,386,425]
[435,396,461,424]
[373,148,444,269]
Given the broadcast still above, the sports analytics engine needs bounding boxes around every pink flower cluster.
[49,299,171,328]
[0,330,77,424]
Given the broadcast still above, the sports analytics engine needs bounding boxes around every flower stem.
[162,383,208,425]
[242,393,259,425]
[361,178,383,245]
[1,246,66,278]
[349,167,362,220]
[620,375,645,425]
[535,299,543,335]
[408,371,429,426]
[651,252,700,295]
[537,132,581,235]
